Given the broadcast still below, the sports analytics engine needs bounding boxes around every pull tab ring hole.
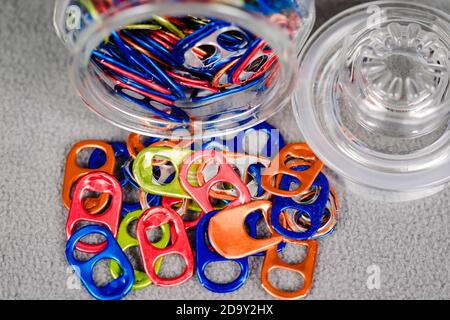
[268,268,304,292]
[152,160,176,184]
[245,55,269,73]
[204,261,242,284]
[145,225,164,243]
[217,30,249,51]
[283,209,312,233]
[75,222,108,245]
[277,242,307,265]
[122,183,140,204]
[126,218,139,239]
[76,147,98,168]
[209,182,238,203]
[193,44,221,66]
[157,254,187,279]
[80,189,112,214]
[92,259,115,288]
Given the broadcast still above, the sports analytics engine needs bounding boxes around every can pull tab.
[173,22,251,72]
[109,209,171,290]
[65,225,134,300]
[196,211,249,293]
[260,240,318,300]
[261,143,323,197]
[65,172,122,254]
[132,146,193,199]
[179,150,252,213]
[136,206,194,287]
[271,166,330,240]
[62,140,116,212]
[230,38,278,85]
[208,200,283,259]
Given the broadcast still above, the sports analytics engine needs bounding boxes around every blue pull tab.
[235,122,285,158]
[173,20,251,73]
[247,163,268,198]
[122,159,141,189]
[88,142,130,186]
[196,211,249,293]
[121,197,142,219]
[65,225,134,300]
[271,166,330,240]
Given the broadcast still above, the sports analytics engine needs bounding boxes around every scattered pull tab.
[65,172,122,254]
[179,150,252,213]
[196,211,249,293]
[66,225,134,300]
[261,143,324,197]
[136,206,194,287]
[62,140,116,212]
[133,146,194,199]
[208,200,283,259]
[110,210,170,290]
[260,240,318,300]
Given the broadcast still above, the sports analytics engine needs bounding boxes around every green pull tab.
[133,147,197,199]
[110,210,171,290]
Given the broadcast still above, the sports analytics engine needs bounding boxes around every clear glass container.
[53,0,316,139]
[293,1,450,201]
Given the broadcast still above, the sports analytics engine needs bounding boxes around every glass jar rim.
[55,0,314,139]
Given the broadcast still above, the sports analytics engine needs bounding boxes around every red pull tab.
[136,206,194,287]
[179,150,252,213]
[65,172,122,254]
[231,39,278,85]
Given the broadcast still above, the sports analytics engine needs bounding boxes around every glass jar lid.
[293,1,450,200]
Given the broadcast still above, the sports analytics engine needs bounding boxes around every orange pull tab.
[127,133,146,158]
[208,200,283,259]
[62,140,115,212]
[261,143,323,197]
[261,240,318,300]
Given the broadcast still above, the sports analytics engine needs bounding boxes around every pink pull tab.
[179,150,252,213]
[66,172,122,254]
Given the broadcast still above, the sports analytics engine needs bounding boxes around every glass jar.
[53,0,316,139]
[293,1,450,201]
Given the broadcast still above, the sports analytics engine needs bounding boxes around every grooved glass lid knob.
[293,1,450,201]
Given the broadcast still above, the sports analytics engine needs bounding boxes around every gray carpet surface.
[0,0,448,300]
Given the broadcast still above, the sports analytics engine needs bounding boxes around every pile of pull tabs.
[83,2,285,123]
[62,122,339,300]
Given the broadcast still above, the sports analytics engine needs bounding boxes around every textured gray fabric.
[0,0,448,300]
